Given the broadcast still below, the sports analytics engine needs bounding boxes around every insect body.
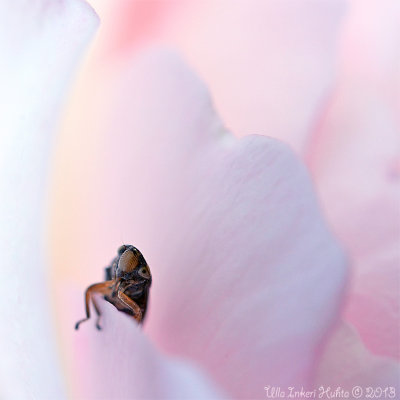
[75,245,152,330]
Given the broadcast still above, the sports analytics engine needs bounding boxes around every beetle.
[75,244,152,330]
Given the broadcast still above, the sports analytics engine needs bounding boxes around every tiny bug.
[75,244,152,330]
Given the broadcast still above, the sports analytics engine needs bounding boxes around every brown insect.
[75,244,152,330]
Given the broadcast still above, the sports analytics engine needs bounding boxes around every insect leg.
[91,295,103,330]
[116,291,143,323]
[75,281,114,330]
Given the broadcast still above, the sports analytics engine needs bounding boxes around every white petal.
[0,1,98,398]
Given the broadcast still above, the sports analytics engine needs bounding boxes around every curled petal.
[53,50,348,398]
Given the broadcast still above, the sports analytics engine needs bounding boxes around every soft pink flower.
[89,0,400,361]
[2,0,399,399]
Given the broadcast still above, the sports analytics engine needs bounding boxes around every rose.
[1,0,398,399]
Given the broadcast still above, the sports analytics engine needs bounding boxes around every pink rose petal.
[90,0,346,152]
[307,0,400,359]
[52,50,347,398]
[0,0,98,398]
